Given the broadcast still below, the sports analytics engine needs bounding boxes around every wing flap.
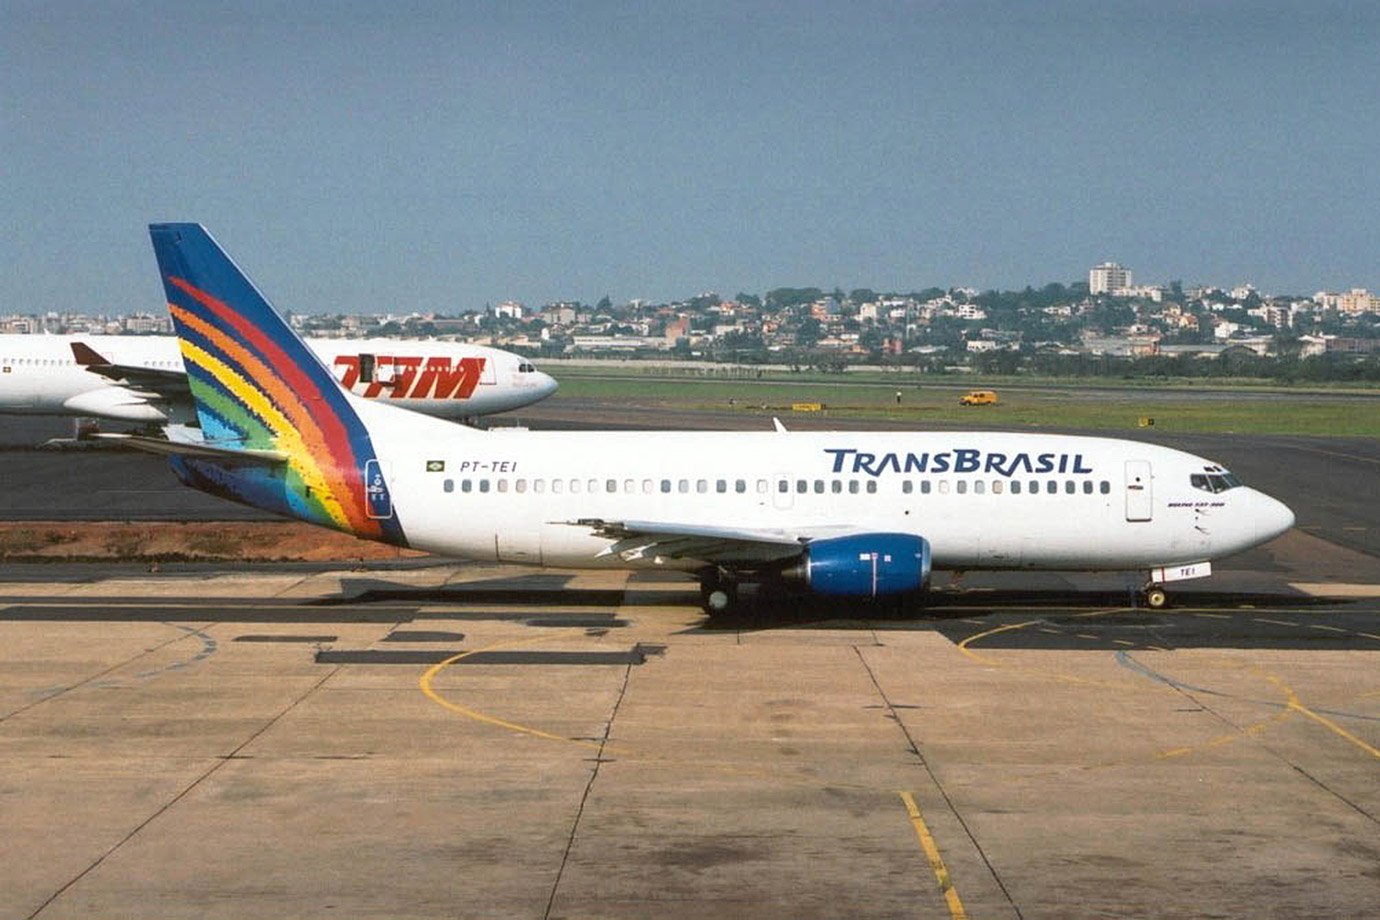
[566,519,861,567]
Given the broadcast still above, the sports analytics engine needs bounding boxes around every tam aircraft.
[0,331,557,429]
[114,223,1295,613]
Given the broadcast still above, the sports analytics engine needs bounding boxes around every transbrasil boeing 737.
[114,223,1295,613]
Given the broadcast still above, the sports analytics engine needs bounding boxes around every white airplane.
[0,332,557,427]
[115,224,1295,613]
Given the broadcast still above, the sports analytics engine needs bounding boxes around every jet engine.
[62,387,169,422]
[791,533,932,597]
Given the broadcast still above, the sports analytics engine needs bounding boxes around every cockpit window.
[517,362,535,373]
[1191,469,1242,493]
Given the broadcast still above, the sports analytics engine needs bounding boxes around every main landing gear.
[699,569,739,615]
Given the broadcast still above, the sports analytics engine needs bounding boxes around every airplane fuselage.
[388,430,1290,571]
[177,411,1295,575]
[0,334,556,423]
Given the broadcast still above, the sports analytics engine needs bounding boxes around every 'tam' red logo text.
[333,356,486,400]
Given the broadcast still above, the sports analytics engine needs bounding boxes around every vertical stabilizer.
[147,223,404,543]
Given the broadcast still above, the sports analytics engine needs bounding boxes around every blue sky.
[3,1,1377,314]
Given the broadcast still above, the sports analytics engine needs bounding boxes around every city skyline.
[3,1,1378,314]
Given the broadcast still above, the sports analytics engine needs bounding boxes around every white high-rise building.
[1089,262,1132,295]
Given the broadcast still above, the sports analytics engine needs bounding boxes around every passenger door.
[1125,460,1153,522]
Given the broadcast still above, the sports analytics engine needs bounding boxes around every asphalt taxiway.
[1,534,1378,919]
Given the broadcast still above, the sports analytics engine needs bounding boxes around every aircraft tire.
[1144,585,1168,609]
[699,572,739,616]
[703,587,737,615]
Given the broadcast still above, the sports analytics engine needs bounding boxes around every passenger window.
[443,479,454,493]
[461,479,473,493]
[737,480,748,494]
[534,479,546,493]
[625,479,635,493]
[866,481,877,494]
[716,480,727,493]
[569,479,581,494]
[753,480,764,493]
[921,480,932,494]
[517,479,528,493]
[678,479,689,493]
[1082,481,1093,494]
[1047,481,1057,494]
[778,479,789,493]
[1011,480,1021,494]
[1029,480,1039,494]
[957,480,968,494]
[497,479,508,493]
[606,479,617,493]
[813,480,824,494]
[849,481,860,494]
[831,480,842,494]
[661,480,672,493]
[974,481,985,494]
[642,479,653,493]
[697,479,708,493]
[939,481,950,494]
[902,481,913,494]
[479,480,490,493]
[552,480,563,494]
[796,480,807,494]
[1100,481,1110,494]
[992,480,1003,494]
[1064,480,1075,494]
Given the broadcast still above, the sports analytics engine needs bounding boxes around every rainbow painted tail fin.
[150,223,350,448]
[148,223,403,543]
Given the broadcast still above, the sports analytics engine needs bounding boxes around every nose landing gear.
[1142,583,1168,609]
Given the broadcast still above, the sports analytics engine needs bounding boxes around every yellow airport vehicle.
[958,389,998,406]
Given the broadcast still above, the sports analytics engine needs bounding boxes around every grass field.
[545,367,1380,438]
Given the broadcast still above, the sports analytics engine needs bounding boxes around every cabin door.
[1124,460,1153,522]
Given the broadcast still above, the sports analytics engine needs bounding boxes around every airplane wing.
[71,341,190,398]
[568,518,863,567]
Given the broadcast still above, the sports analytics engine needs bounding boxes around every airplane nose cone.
[1258,492,1295,543]
[536,371,559,398]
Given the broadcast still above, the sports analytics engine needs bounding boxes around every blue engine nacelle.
[800,533,932,597]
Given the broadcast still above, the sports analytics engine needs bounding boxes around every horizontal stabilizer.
[93,432,287,465]
[70,341,190,393]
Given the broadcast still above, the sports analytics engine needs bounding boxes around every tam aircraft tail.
[147,223,406,543]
